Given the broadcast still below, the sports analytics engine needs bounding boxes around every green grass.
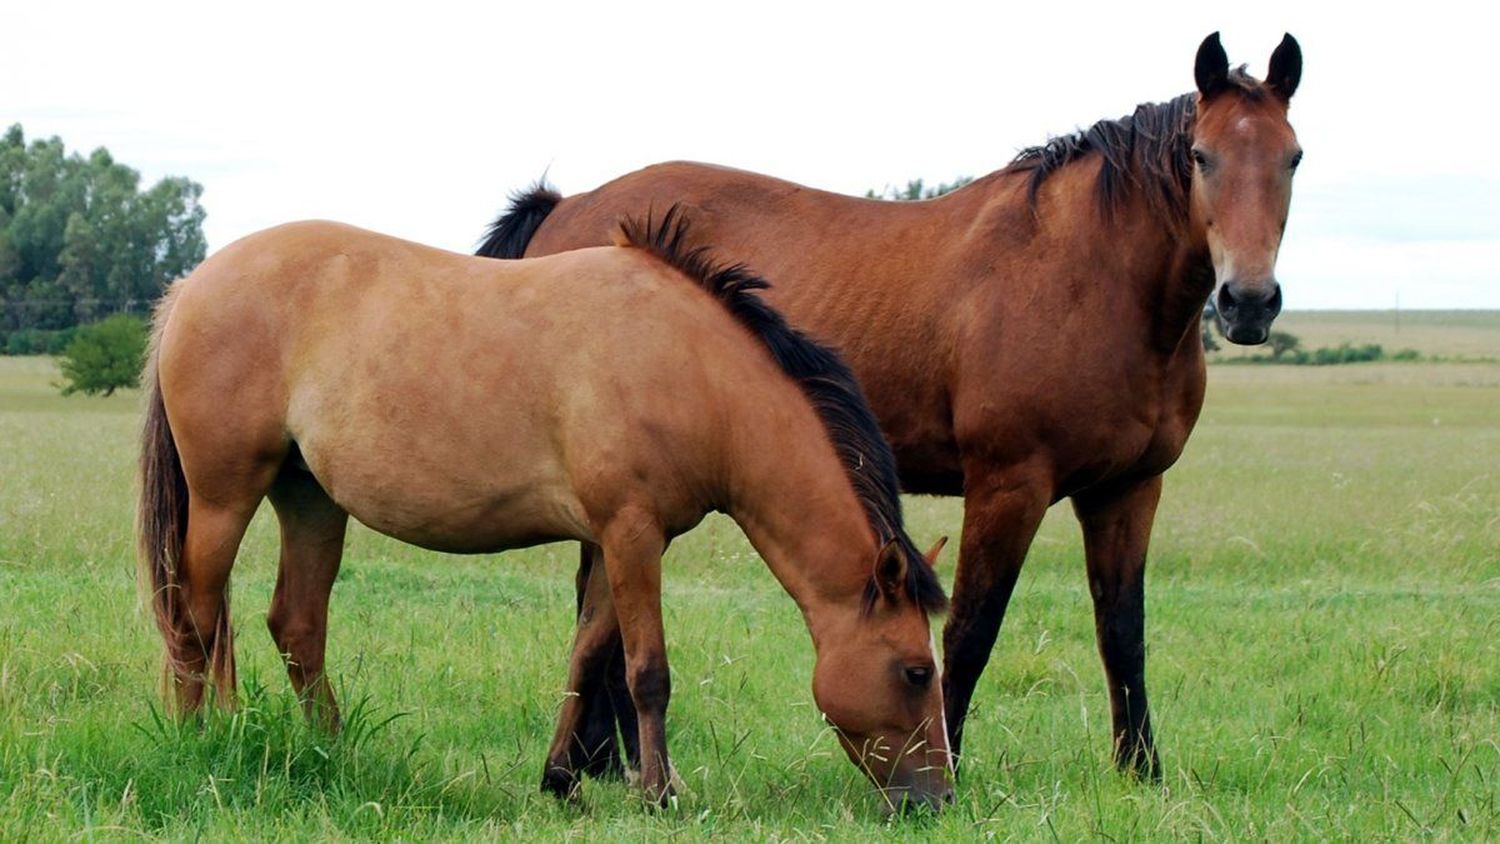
[1,352,1496,840]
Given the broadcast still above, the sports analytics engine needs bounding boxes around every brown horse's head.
[811,537,952,813]
[1190,32,1303,344]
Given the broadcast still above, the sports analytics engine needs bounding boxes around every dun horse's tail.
[136,288,195,691]
[476,181,562,258]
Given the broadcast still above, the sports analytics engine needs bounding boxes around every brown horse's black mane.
[619,206,948,616]
[1007,67,1265,222]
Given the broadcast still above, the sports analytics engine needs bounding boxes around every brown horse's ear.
[1267,33,1302,101]
[923,536,949,568]
[875,538,908,601]
[1195,32,1230,98]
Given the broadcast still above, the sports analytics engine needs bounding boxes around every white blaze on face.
[930,630,955,776]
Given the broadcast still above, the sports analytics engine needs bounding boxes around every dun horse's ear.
[1194,32,1230,98]
[923,536,949,568]
[1267,33,1302,101]
[875,539,908,600]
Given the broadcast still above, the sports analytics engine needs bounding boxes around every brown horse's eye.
[1289,150,1304,171]
[1191,148,1213,173]
[904,666,934,689]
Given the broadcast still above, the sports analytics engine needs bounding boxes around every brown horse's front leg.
[595,513,674,807]
[1073,475,1164,781]
[941,465,1050,768]
[543,544,629,798]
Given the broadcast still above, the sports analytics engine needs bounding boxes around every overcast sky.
[6,1,1496,308]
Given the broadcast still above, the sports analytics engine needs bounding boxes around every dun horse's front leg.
[1073,475,1163,781]
[542,543,629,798]
[595,512,674,807]
[559,542,638,782]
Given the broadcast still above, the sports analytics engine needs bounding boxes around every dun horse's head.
[811,537,953,812]
[1190,32,1303,345]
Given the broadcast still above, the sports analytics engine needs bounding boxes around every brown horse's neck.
[723,423,877,641]
[970,162,1215,358]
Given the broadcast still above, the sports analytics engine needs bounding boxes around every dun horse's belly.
[327,472,594,554]
[294,423,595,555]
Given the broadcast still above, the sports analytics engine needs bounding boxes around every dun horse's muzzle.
[880,782,956,815]
[1216,280,1283,345]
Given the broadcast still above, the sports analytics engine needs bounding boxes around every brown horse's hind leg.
[266,468,348,732]
[171,497,259,716]
[1073,475,1163,781]
[941,465,1050,768]
[594,511,673,807]
[542,543,626,798]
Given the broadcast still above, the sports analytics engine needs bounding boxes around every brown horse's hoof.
[1116,748,1163,783]
[540,763,582,801]
[570,738,625,781]
[630,764,681,810]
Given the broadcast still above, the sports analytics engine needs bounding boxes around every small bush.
[56,314,147,396]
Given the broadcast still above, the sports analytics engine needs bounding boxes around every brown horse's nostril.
[1218,281,1282,317]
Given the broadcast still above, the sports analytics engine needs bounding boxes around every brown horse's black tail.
[137,289,195,693]
[476,181,562,258]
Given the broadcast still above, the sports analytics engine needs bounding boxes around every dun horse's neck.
[726,430,876,642]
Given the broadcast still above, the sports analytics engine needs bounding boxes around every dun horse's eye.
[904,666,934,689]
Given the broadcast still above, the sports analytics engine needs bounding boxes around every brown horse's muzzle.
[1216,279,1283,345]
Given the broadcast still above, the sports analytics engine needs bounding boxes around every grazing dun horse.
[478,32,1304,780]
[138,211,953,809]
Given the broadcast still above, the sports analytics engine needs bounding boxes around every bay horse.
[136,212,954,810]
[477,32,1304,780]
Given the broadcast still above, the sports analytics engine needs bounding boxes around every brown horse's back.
[523,161,1204,497]
[157,221,816,551]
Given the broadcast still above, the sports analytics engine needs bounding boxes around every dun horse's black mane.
[1007,67,1265,222]
[619,206,948,616]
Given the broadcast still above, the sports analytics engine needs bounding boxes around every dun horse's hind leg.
[595,511,673,807]
[542,543,627,798]
[266,468,348,732]
[1073,475,1163,781]
[171,497,259,715]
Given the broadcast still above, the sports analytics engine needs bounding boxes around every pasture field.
[0,346,1496,840]
[1209,309,1500,360]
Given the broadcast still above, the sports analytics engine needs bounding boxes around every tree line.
[0,124,206,353]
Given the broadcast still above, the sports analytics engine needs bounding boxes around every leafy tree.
[1201,325,1220,352]
[56,314,147,396]
[1201,302,1221,351]
[1267,330,1301,359]
[865,176,974,201]
[0,124,205,344]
